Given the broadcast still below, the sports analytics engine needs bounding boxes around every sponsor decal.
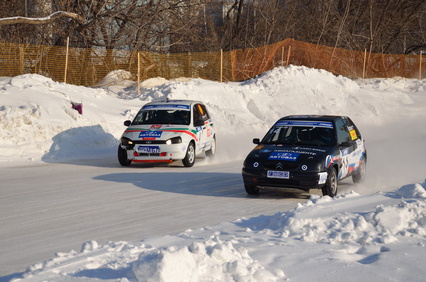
[275,120,333,129]
[349,129,357,140]
[341,148,349,156]
[139,131,162,138]
[272,148,322,155]
[268,152,300,161]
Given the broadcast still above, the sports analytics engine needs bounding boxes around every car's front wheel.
[322,168,338,197]
[117,145,132,166]
[352,158,366,183]
[205,136,216,157]
[182,142,195,167]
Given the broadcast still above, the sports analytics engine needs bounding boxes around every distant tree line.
[0,0,425,54]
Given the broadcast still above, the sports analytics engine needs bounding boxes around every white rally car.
[118,99,216,167]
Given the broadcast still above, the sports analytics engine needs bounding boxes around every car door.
[192,103,212,152]
[336,117,362,178]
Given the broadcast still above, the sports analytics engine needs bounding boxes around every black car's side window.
[336,118,351,144]
[346,117,361,141]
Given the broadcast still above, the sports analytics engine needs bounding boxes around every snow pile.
[0,74,120,164]
[391,183,426,199]
[2,65,424,166]
[132,237,284,282]
[266,193,426,245]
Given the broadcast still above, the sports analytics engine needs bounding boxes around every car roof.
[143,99,202,107]
[279,115,346,122]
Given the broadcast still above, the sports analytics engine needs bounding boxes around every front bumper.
[242,168,327,191]
[123,143,188,163]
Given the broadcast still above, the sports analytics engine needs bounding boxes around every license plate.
[267,170,290,179]
[137,146,160,154]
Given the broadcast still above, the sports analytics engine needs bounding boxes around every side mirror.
[195,120,205,127]
[340,141,351,147]
[253,138,260,144]
[124,120,131,126]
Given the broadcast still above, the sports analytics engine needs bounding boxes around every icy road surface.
[0,158,315,277]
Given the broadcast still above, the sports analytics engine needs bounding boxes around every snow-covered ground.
[1,66,426,281]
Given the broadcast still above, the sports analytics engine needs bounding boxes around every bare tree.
[0,0,424,54]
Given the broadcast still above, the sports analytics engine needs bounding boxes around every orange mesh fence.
[232,39,426,80]
[231,38,425,80]
[0,39,424,86]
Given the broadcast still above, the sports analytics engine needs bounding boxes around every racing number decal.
[340,151,350,178]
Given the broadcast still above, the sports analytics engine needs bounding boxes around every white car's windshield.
[132,109,190,125]
[261,120,336,146]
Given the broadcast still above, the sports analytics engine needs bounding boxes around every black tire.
[117,145,132,166]
[244,183,259,195]
[322,168,338,197]
[352,158,366,183]
[205,136,216,157]
[182,142,195,167]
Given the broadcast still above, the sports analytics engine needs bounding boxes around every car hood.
[122,124,195,141]
[248,144,334,162]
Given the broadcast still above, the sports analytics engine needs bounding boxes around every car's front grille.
[263,161,298,170]
[133,140,167,144]
[138,153,161,156]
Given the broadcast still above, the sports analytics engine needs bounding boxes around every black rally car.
[242,115,367,197]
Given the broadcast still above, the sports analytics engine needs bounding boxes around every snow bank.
[132,237,285,282]
[1,65,423,166]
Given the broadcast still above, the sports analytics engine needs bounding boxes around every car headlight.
[166,136,182,145]
[121,137,134,149]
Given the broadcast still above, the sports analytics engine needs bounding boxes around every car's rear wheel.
[352,158,366,183]
[117,145,132,166]
[182,142,195,167]
[205,136,216,157]
[244,183,259,195]
[322,168,338,197]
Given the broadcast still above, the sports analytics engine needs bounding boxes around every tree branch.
[0,11,85,26]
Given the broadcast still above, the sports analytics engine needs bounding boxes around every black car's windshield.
[261,120,336,146]
[132,109,190,125]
